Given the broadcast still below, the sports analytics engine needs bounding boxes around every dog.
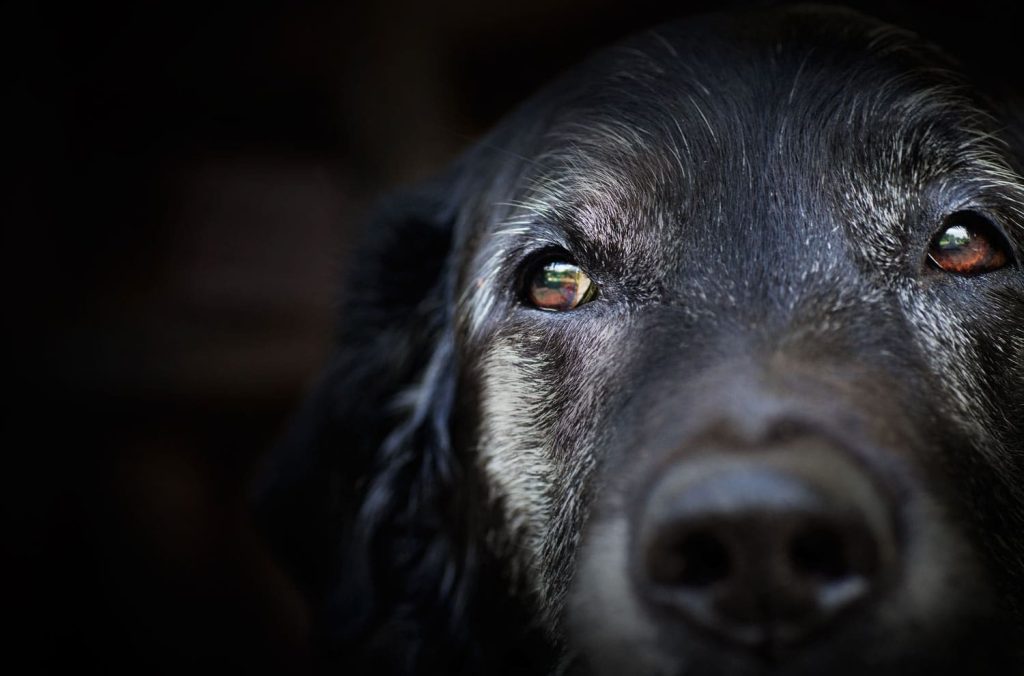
[254,4,1024,674]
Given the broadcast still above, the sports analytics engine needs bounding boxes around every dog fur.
[255,5,1024,674]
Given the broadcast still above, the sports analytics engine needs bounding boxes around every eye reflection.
[928,213,1011,276]
[527,260,596,311]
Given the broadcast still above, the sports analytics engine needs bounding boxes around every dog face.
[256,5,1024,675]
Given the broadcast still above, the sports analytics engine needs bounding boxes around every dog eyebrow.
[492,159,644,254]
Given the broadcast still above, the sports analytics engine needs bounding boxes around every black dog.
[255,5,1024,674]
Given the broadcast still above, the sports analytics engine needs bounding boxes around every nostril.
[635,456,896,650]
[678,531,732,587]
[789,525,851,582]
[650,529,732,588]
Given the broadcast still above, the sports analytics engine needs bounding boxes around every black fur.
[254,172,556,672]
[255,5,1024,674]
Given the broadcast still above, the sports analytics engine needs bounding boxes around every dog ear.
[252,169,472,668]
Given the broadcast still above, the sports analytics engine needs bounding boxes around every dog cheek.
[569,514,669,676]
[477,336,562,605]
[475,322,630,625]
[897,288,997,442]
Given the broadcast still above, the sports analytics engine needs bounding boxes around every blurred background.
[8,0,1021,672]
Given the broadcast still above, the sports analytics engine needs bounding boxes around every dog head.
[256,5,1024,674]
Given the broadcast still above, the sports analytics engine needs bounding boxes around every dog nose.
[636,453,897,648]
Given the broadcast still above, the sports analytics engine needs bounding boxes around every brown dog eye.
[928,212,1011,276]
[527,260,596,311]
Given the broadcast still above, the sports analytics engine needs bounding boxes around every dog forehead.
[456,6,1022,342]
[475,6,998,269]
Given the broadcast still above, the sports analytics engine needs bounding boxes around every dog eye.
[526,259,596,311]
[927,212,1012,276]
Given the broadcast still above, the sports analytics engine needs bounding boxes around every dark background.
[8,0,1022,672]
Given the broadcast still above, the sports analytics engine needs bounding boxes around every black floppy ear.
[252,170,470,668]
